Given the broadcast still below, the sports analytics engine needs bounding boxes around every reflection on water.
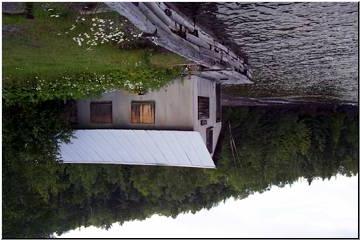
[58,175,358,238]
[174,2,358,101]
[2,101,358,238]
[2,3,358,238]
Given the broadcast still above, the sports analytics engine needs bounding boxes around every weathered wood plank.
[105,2,253,84]
[106,2,156,34]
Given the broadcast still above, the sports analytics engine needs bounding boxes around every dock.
[105,2,253,85]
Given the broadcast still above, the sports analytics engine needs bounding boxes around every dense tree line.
[2,102,358,238]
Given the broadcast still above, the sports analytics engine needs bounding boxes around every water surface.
[57,175,358,238]
[3,102,358,238]
[174,2,358,102]
[2,3,359,238]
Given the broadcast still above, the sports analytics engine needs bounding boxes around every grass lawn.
[3,3,187,104]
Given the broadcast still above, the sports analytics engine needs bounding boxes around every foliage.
[3,3,185,105]
[4,3,357,238]
[3,65,181,105]
[2,103,358,238]
[221,105,358,190]
[2,101,72,237]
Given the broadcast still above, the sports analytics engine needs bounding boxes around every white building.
[59,75,222,168]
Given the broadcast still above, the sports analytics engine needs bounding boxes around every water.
[3,102,358,238]
[174,2,358,102]
[57,175,358,238]
[2,3,359,238]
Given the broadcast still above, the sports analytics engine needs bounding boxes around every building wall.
[75,75,222,157]
[76,77,194,130]
[192,76,222,155]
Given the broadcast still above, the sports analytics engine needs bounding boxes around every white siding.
[76,77,194,130]
[192,76,222,155]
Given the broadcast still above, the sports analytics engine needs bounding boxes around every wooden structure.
[59,76,222,168]
[105,2,253,85]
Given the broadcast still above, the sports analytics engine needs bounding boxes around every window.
[64,100,78,124]
[206,127,213,153]
[131,101,155,124]
[216,83,221,122]
[200,120,207,126]
[90,101,112,123]
[198,96,210,120]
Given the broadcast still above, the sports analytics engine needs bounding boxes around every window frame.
[206,127,213,153]
[131,101,155,124]
[90,101,113,124]
[198,96,210,120]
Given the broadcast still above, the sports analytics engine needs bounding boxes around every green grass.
[3,3,187,104]
[3,14,27,24]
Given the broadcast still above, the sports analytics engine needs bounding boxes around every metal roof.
[58,129,216,168]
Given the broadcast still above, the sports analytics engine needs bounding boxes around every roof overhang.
[59,129,216,169]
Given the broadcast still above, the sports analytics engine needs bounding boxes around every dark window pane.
[198,96,210,120]
[206,127,213,153]
[90,102,112,124]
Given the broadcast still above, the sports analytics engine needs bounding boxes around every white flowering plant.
[3,3,184,105]
[66,15,143,49]
[71,16,142,49]
[40,3,143,49]
[4,64,182,105]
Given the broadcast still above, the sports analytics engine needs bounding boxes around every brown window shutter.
[90,102,112,123]
[131,102,141,124]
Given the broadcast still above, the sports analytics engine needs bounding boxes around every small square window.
[131,101,155,124]
[90,102,112,124]
[200,120,207,126]
[198,96,210,120]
